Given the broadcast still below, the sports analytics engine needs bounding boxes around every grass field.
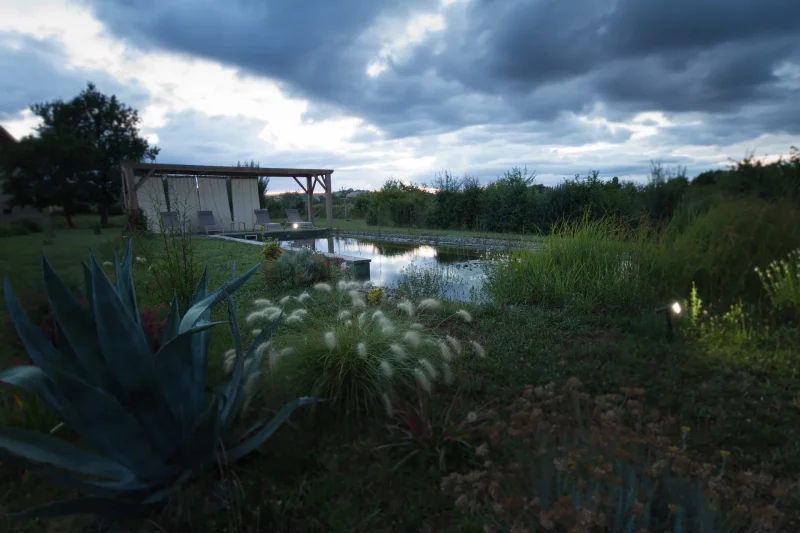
[1,217,798,532]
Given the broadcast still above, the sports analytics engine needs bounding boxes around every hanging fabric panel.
[198,178,232,228]
[168,177,201,231]
[231,178,259,230]
[135,176,167,232]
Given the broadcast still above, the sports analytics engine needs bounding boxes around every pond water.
[280,236,491,301]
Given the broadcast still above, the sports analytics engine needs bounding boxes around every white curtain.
[231,178,259,229]
[168,177,201,231]
[198,178,232,228]
[135,176,167,232]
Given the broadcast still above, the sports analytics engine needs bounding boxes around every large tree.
[31,82,159,226]
[1,130,96,228]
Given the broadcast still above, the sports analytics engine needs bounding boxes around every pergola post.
[305,175,316,226]
[324,173,333,227]
[123,165,139,210]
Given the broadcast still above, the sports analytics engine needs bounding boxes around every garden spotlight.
[292,223,299,229]
[655,301,682,339]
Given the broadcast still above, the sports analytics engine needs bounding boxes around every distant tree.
[30,82,159,226]
[1,130,96,228]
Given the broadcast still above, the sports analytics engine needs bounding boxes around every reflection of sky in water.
[281,237,489,301]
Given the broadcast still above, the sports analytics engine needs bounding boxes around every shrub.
[0,218,43,237]
[125,208,148,233]
[441,379,796,532]
[757,248,800,320]
[394,261,465,301]
[244,283,483,423]
[0,239,317,522]
[264,248,344,288]
[261,237,284,262]
[485,215,662,311]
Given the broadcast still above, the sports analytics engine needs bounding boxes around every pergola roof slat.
[124,162,333,178]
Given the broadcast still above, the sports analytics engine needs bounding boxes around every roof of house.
[0,125,17,147]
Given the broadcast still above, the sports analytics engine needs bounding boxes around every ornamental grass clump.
[441,379,797,532]
[260,285,484,422]
[0,240,319,523]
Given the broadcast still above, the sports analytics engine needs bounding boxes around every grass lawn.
[1,223,799,532]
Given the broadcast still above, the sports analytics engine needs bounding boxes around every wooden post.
[325,173,333,227]
[305,175,316,226]
[124,166,139,210]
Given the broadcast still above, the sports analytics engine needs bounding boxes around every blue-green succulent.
[0,239,318,520]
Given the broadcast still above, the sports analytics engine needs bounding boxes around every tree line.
[352,151,800,233]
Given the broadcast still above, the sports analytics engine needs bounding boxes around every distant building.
[0,125,50,225]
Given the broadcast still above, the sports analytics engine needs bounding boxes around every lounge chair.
[285,209,314,229]
[197,210,224,234]
[159,211,181,233]
[254,209,282,231]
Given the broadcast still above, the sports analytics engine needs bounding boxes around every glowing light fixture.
[292,223,299,229]
[655,301,683,340]
[671,301,682,315]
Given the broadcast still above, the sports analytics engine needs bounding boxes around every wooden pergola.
[121,162,335,226]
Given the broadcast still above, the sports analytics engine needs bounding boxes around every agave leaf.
[179,262,261,334]
[224,397,323,462]
[160,293,181,345]
[114,239,141,326]
[89,255,156,392]
[4,496,155,520]
[176,393,225,469]
[0,366,65,417]
[82,261,95,315]
[3,277,74,376]
[23,464,154,497]
[0,427,135,481]
[41,257,117,389]
[189,266,211,415]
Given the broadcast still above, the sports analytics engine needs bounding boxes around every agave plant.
[0,239,319,521]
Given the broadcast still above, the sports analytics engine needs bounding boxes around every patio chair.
[285,209,314,229]
[253,209,282,231]
[197,210,224,234]
[159,211,181,233]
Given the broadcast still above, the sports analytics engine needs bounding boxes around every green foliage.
[485,215,662,311]
[261,238,283,263]
[0,239,316,521]
[92,222,103,235]
[394,261,465,301]
[248,284,480,424]
[757,248,800,319]
[0,218,43,238]
[125,209,148,233]
[263,248,343,288]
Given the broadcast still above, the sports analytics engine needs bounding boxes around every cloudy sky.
[1,0,798,192]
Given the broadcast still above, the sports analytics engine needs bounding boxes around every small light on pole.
[292,223,299,229]
[655,301,682,339]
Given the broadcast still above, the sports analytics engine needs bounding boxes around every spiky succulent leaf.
[161,293,181,345]
[113,240,141,326]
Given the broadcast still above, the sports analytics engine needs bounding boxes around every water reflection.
[280,237,489,300]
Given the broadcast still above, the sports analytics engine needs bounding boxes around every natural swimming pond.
[281,236,491,301]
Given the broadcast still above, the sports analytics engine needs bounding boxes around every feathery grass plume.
[389,343,407,360]
[279,347,296,357]
[243,372,259,398]
[357,342,368,358]
[314,282,332,292]
[350,290,366,308]
[102,261,113,267]
[267,310,283,322]
[455,309,472,323]
[442,362,453,385]
[324,331,337,350]
[337,280,348,291]
[417,298,441,311]
[135,256,147,264]
[438,340,453,362]
[382,392,393,417]
[414,368,432,393]
[253,298,272,307]
[346,281,362,290]
[446,335,462,355]
[358,311,368,328]
[410,322,425,330]
[290,308,308,319]
[351,297,366,309]
[381,322,396,336]
[252,328,262,336]
[420,358,438,380]
[403,330,421,347]
[255,341,272,357]
[268,348,284,371]
[397,300,415,317]
[298,291,311,302]
[338,310,352,321]
[372,310,385,322]
[345,319,353,327]
[286,315,303,326]
[245,310,265,324]
[279,295,294,306]
[223,349,236,373]
[363,280,375,289]
[380,360,394,378]
[469,340,486,358]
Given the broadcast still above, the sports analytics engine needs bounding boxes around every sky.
[1,0,798,193]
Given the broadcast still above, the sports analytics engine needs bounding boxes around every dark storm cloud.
[0,32,149,122]
[78,0,800,143]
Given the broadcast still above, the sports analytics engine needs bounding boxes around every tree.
[31,82,159,226]
[1,130,97,228]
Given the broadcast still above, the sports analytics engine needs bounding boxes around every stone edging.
[332,230,542,251]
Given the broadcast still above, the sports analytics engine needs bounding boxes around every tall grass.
[484,215,663,312]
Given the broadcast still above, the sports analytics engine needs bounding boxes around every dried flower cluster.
[441,379,797,533]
